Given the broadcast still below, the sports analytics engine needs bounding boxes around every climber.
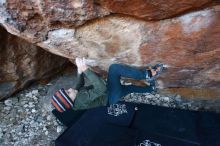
[51,57,164,112]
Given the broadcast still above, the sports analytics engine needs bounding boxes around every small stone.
[155,94,160,98]
[147,95,153,99]
[46,115,51,121]
[43,127,47,131]
[4,99,13,106]
[29,102,34,105]
[9,117,16,122]
[24,133,29,138]
[175,95,182,102]
[4,106,11,111]
[163,97,170,102]
[30,122,38,128]
[25,92,32,97]
[54,123,58,127]
[45,131,48,135]
[29,104,35,108]
[18,132,22,135]
[20,100,28,105]
[31,109,37,113]
[11,97,19,104]
[32,90,39,95]
[57,126,62,133]
[11,129,15,133]
[30,120,35,125]
[42,113,46,117]
[33,96,38,101]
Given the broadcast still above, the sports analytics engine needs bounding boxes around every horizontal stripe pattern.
[60,89,74,107]
[52,95,66,112]
[55,91,71,109]
[51,88,74,112]
[51,99,63,113]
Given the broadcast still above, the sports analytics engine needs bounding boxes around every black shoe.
[146,63,164,83]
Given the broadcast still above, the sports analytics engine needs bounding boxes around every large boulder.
[0,0,220,98]
[0,26,67,100]
[38,6,220,89]
[2,0,110,42]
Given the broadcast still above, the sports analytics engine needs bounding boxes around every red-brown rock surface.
[0,26,67,100]
[1,0,218,42]
[96,0,213,20]
[4,0,109,42]
[0,0,220,98]
[38,6,220,89]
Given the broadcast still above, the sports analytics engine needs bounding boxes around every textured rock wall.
[0,26,67,100]
[0,0,220,98]
[96,0,213,20]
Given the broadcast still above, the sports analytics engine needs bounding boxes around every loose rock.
[4,99,13,106]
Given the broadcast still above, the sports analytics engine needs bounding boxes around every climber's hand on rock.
[75,57,88,74]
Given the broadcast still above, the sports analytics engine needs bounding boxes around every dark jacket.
[55,102,220,146]
[73,69,108,110]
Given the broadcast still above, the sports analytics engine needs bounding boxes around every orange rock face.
[139,8,220,88]
[72,6,220,89]
[96,0,213,20]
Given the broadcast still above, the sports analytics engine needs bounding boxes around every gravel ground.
[0,78,220,146]
[0,83,63,146]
